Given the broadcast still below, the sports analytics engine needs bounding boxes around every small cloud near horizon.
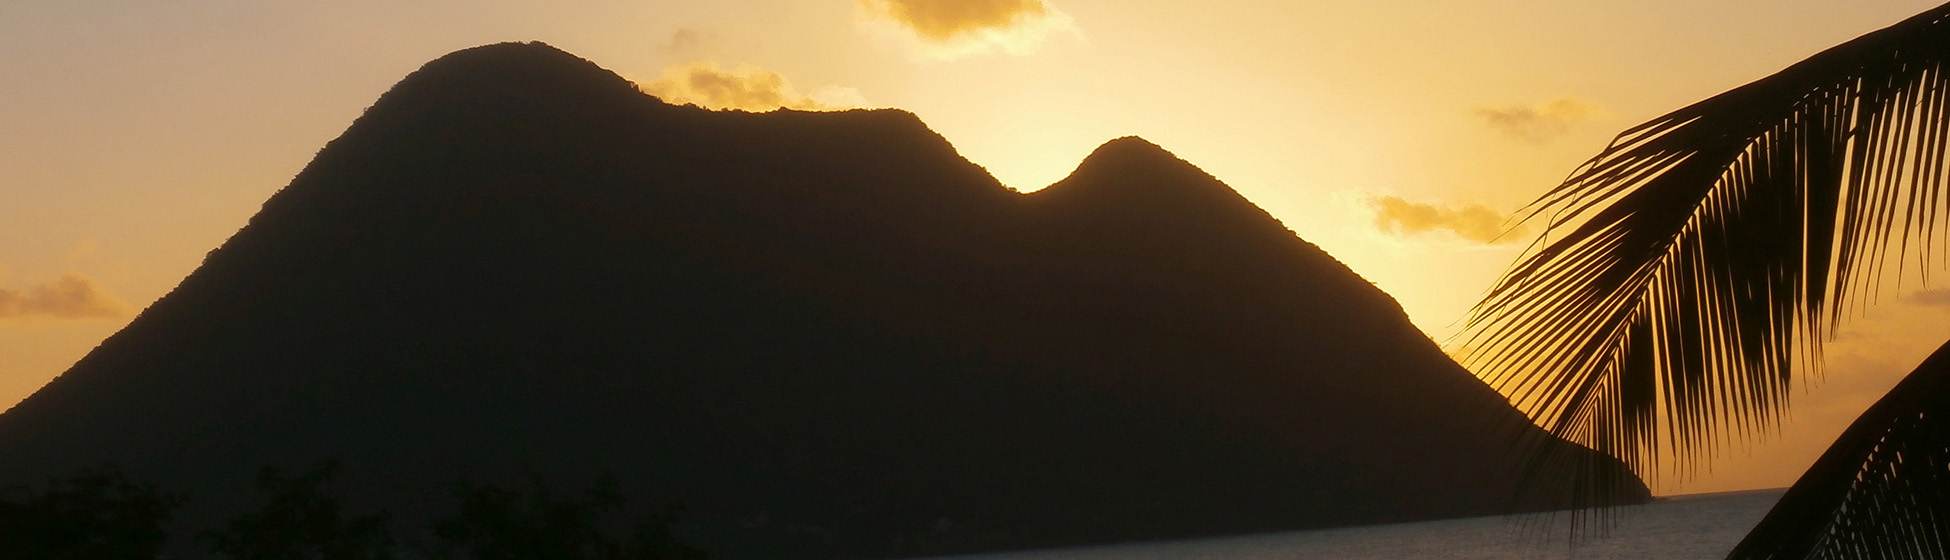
[1370,196,1530,245]
[638,61,867,112]
[0,272,129,321]
[1475,99,1596,144]
[856,0,1080,60]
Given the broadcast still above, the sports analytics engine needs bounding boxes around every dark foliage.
[0,466,183,560]
[204,461,394,560]
[430,477,703,560]
[0,463,704,560]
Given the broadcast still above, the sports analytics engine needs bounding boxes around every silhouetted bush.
[204,460,394,560]
[0,466,184,560]
[429,476,701,560]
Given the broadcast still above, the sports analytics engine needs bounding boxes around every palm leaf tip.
[1726,339,1950,560]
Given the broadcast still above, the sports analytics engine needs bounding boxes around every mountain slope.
[0,42,1645,559]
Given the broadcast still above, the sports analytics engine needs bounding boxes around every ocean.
[916,489,1785,560]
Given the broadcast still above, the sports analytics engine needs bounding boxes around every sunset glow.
[6,0,1950,497]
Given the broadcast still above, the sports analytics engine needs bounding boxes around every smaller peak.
[1036,135,1283,232]
[1049,136,1223,196]
[1067,136,1214,184]
[1094,135,1170,155]
[1077,136,1179,168]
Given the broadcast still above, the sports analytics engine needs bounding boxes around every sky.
[5,0,1950,496]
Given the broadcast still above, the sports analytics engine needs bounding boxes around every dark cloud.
[639,61,864,112]
[0,273,128,320]
[1370,196,1529,244]
[1475,99,1594,144]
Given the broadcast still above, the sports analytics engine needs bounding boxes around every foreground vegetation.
[0,463,704,560]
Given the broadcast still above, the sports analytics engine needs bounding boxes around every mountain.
[0,42,1647,558]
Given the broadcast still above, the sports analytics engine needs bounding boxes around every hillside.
[0,42,1646,559]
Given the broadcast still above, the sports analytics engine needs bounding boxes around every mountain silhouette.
[0,42,1646,559]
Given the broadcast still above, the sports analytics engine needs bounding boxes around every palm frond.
[1464,3,1950,502]
[1727,340,1950,560]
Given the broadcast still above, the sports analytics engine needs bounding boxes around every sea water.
[916,489,1785,560]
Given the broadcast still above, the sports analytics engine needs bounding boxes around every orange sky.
[5,0,1950,496]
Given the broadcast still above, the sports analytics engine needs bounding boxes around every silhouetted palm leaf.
[1465,2,1950,506]
[1727,340,1950,560]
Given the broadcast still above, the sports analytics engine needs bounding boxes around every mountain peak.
[1045,136,1234,199]
[1035,136,1280,233]
[424,41,574,66]
[1089,135,1173,158]
[353,41,644,125]
[0,42,1648,560]
[1073,136,1196,177]
[404,41,610,85]
[251,42,664,222]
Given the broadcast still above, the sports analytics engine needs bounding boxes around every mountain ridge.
[0,42,1645,559]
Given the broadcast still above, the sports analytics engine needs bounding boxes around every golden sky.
[5,0,1949,496]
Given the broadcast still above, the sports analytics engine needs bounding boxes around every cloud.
[662,28,709,56]
[1904,288,1950,306]
[856,0,1080,59]
[1370,196,1530,244]
[638,61,866,112]
[0,273,128,320]
[66,239,100,261]
[1475,98,1595,144]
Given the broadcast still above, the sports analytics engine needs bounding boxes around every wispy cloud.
[856,0,1080,60]
[1370,196,1529,244]
[639,61,866,112]
[1475,98,1596,144]
[0,273,128,321]
[661,28,709,56]
[1904,288,1950,307]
